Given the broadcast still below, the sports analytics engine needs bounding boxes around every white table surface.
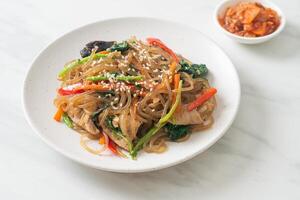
[1,0,300,199]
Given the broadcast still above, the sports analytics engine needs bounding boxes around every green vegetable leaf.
[165,123,189,141]
[179,60,208,78]
[109,41,129,52]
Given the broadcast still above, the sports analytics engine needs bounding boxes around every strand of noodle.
[191,117,214,132]
[181,72,194,92]
[80,134,107,155]
[144,131,168,153]
[175,133,191,142]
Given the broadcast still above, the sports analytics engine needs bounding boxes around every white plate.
[23,17,240,173]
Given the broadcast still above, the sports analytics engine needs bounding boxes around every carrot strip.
[174,74,180,90]
[187,88,217,111]
[53,107,64,122]
[98,50,109,54]
[99,134,105,145]
[169,61,177,83]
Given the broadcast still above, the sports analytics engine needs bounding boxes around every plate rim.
[22,16,241,173]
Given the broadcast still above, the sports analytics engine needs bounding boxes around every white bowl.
[23,17,240,173]
[214,0,286,44]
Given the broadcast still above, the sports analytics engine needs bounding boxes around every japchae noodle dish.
[53,37,217,159]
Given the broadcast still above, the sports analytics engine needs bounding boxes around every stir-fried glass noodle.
[53,36,217,159]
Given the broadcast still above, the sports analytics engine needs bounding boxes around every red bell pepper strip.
[108,139,119,155]
[58,88,84,96]
[187,88,217,111]
[107,138,128,158]
[146,38,179,63]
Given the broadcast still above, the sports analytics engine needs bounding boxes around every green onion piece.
[116,75,143,82]
[158,81,182,124]
[130,80,182,158]
[79,53,107,64]
[86,75,143,82]
[86,75,109,81]
[58,60,79,78]
[58,53,108,79]
[62,113,73,128]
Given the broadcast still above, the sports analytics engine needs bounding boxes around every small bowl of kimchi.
[214,0,286,44]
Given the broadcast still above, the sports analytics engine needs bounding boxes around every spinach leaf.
[109,41,129,52]
[165,123,189,141]
[179,60,208,78]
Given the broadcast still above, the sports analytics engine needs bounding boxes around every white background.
[1,0,300,199]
